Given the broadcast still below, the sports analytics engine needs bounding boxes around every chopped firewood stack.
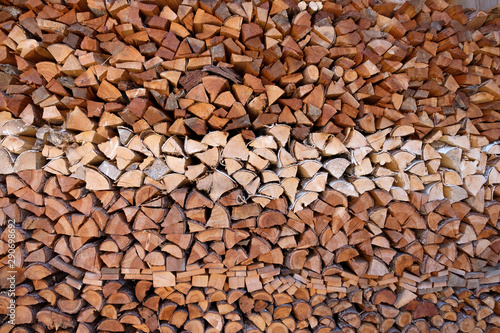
[1,0,500,331]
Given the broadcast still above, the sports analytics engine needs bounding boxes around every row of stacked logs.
[0,0,500,332]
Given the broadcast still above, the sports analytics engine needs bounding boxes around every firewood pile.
[1,0,500,331]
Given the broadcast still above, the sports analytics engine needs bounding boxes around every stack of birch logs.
[0,0,500,331]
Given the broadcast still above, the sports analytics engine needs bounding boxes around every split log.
[0,0,499,332]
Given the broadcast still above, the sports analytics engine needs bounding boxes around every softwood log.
[0,0,499,332]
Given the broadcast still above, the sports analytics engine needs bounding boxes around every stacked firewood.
[1,0,500,331]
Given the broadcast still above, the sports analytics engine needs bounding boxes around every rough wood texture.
[0,0,499,332]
